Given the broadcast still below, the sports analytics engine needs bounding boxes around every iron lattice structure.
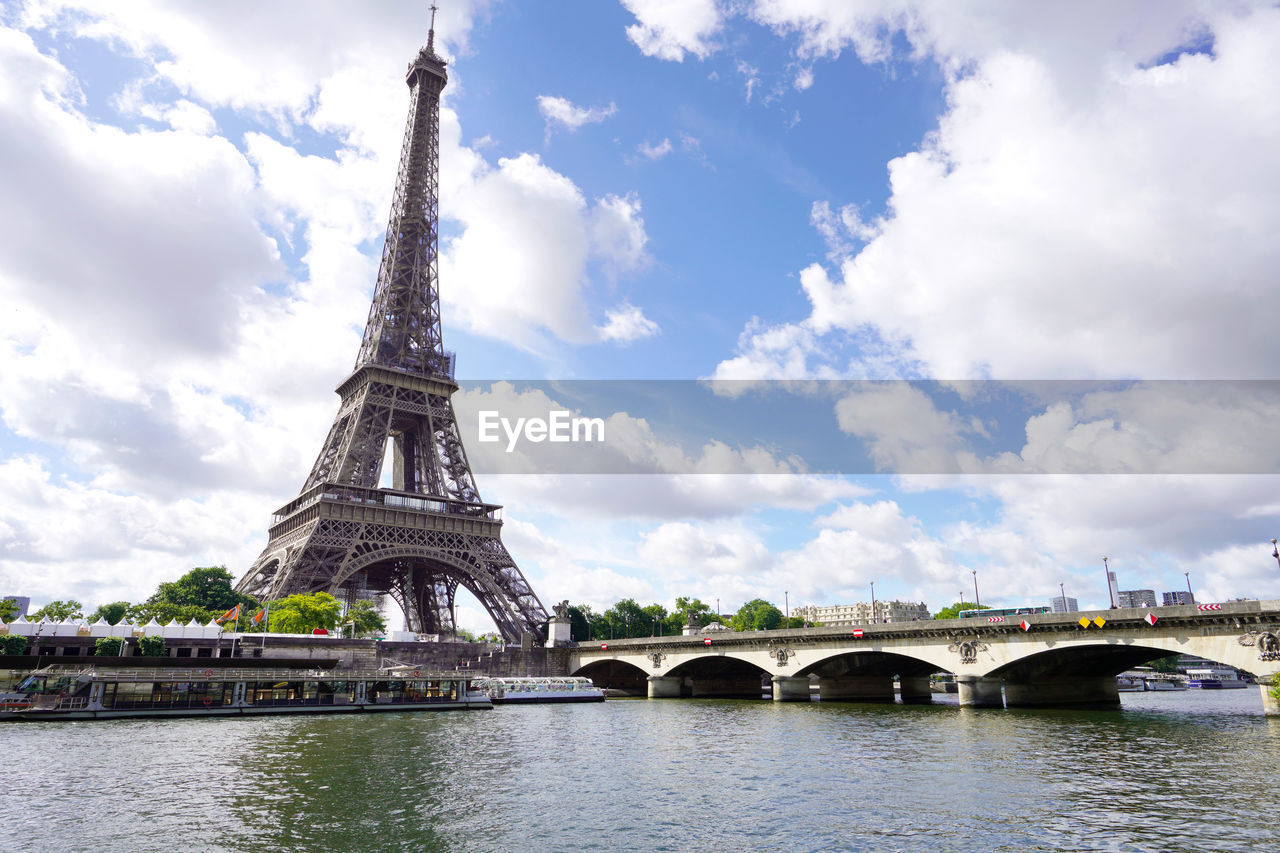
[237,25,548,641]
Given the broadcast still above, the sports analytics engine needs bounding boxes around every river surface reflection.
[4,690,1278,851]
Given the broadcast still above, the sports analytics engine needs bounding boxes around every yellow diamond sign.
[1078,617,1091,628]
[1093,617,1107,628]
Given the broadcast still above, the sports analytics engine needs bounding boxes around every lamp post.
[1184,571,1193,605]
[784,591,789,628]
[1272,539,1279,571]
[870,581,876,623]
[1059,582,1067,613]
[971,570,980,608]
[1103,556,1116,609]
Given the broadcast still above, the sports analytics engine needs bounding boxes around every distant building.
[1,595,29,619]
[1050,595,1078,613]
[1116,589,1157,608]
[1162,591,1194,606]
[794,600,931,626]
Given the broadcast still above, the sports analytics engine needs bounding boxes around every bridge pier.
[1258,678,1279,717]
[898,676,933,704]
[956,675,1003,708]
[647,676,682,699]
[817,675,895,702]
[1003,676,1120,709]
[771,675,811,702]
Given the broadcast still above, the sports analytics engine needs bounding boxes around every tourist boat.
[479,676,605,704]
[1185,667,1247,689]
[1,663,491,720]
[1115,674,1146,692]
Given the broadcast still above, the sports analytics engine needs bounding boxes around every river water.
[3,689,1278,852]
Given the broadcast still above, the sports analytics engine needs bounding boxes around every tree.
[0,597,19,622]
[673,596,713,629]
[786,616,806,629]
[150,566,255,613]
[136,635,166,657]
[641,603,670,636]
[0,634,28,655]
[29,600,84,622]
[731,599,783,631]
[88,601,130,625]
[566,604,596,641]
[267,592,343,635]
[94,636,128,656]
[602,598,649,639]
[345,599,387,637]
[933,601,989,620]
[127,602,217,627]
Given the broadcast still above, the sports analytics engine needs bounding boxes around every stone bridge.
[566,600,1280,714]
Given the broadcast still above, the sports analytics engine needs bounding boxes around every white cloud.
[441,151,651,347]
[621,0,724,62]
[536,95,617,137]
[635,138,673,160]
[720,3,1280,380]
[597,304,660,344]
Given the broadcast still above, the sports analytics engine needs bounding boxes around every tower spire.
[428,4,438,54]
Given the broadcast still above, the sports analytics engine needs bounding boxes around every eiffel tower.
[237,14,548,642]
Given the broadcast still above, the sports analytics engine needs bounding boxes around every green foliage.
[345,599,387,637]
[88,601,131,625]
[136,635,166,657]
[0,597,19,622]
[566,605,596,641]
[1271,682,1280,706]
[673,596,714,628]
[453,627,480,642]
[1147,655,1182,674]
[268,592,343,635]
[933,601,989,620]
[149,566,256,613]
[786,616,806,629]
[127,602,216,627]
[0,634,29,655]
[731,599,783,631]
[29,600,84,622]
[94,636,128,656]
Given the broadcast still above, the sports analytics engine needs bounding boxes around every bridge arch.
[572,658,649,696]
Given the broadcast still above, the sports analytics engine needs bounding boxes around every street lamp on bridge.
[971,570,980,608]
[1059,582,1067,613]
[1103,556,1117,609]
[1272,539,1279,572]
[870,581,876,623]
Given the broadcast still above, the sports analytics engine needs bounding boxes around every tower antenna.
[428,3,438,53]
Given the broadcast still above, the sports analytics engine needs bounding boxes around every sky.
[2,0,1279,631]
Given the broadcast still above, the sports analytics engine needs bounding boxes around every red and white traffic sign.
[852,628,864,638]
[600,643,608,650]
[1144,612,1158,626]
[987,615,1005,623]
[1197,603,1222,611]
[1019,620,1031,631]
[703,638,712,646]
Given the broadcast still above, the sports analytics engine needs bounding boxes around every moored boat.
[479,676,605,704]
[1,663,491,721]
[1185,667,1247,689]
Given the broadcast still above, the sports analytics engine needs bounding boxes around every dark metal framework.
[237,23,547,641]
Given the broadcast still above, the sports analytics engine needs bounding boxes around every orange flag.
[215,604,240,624]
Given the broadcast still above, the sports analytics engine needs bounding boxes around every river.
[3,689,1278,852]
